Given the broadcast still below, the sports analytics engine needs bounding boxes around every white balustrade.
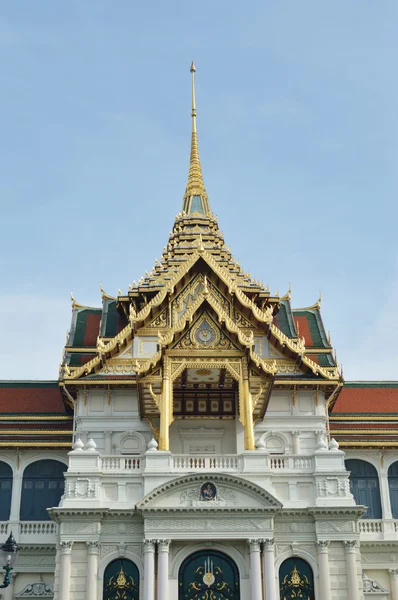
[357,520,383,534]
[20,522,57,535]
[172,455,241,471]
[270,457,287,470]
[270,455,313,471]
[101,456,142,471]
[0,522,8,535]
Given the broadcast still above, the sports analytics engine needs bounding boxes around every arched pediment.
[137,473,282,512]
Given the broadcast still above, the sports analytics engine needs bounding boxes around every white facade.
[1,386,397,599]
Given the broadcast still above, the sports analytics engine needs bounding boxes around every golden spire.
[182,62,210,216]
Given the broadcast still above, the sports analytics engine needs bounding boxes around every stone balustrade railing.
[0,522,8,536]
[172,455,241,471]
[20,521,57,535]
[269,455,313,471]
[99,453,315,473]
[101,456,142,471]
[357,519,398,539]
[0,521,58,543]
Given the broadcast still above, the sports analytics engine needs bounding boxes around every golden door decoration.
[179,550,240,599]
[279,558,315,600]
[103,559,139,600]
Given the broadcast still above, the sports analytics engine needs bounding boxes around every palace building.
[0,64,398,600]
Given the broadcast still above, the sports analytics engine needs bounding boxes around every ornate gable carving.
[173,311,238,351]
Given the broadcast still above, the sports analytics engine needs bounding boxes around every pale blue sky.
[0,1,397,379]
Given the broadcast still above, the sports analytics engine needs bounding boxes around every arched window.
[20,460,67,521]
[388,461,398,518]
[345,459,382,519]
[0,461,12,520]
[103,558,139,600]
[179,550,240,599]
[279,557,315,600]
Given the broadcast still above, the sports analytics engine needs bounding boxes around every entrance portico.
[137,472,282,599]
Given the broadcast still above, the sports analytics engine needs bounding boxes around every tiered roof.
[1,64,396,447]
[330,382,398,448]
[0,382,73,447]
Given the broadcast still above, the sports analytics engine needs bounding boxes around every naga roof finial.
[182,62,210,217]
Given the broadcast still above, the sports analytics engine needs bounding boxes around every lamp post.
[0,532,19,588]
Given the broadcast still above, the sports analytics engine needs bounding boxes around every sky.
[0,1,397,380]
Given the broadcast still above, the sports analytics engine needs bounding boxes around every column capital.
[292,430,301,437]
[157,539,171,552]
[389,568,398,579]
[248,539,262,552]
[60,541,74,555]
[262,538,275,551]
[86,541,100,555]
[143,539,156,553]
[316,540,330,552]
[343,540,357,552]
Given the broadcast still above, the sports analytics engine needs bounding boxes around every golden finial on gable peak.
[281,282,292,301]
[100,282,116,301]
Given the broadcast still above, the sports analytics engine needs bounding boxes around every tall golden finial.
[182,62,210,216]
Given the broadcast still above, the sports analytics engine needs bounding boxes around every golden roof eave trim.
[0,442,72,447]
[0,430,73,434]
[330,416,398,421]
[338,441,398,447]
[0,416,73,421]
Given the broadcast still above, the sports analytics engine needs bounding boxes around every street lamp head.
[1,532,19,568]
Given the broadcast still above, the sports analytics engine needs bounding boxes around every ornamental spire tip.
[182,62,210,216]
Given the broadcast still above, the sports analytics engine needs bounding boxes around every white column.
[59,541,73,600]
[344,541,359,600]
[144,539,156,600]
[316,541,331,600]
[248,539,262,600]
[157,539,171,600]
[86,542,99,600]
[262,538,277,600]
[389,569,398,600]
[292,431,301,455]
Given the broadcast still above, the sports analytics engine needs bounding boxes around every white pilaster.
[248,539,262,600]
[380,470,393,519]
[344,541,359,600]
[316,541,331,600]
[292,431,301,455]
[58,541,73,600]
[262,538,277,600]
[9,469,22,521]
[157,539,171,600]
[144,539,156,600]
[389,569,398,600]
[86,541,99,600]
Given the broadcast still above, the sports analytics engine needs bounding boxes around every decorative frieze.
[145,518,272,532]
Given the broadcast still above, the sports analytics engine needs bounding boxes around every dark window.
[20,460,67,521]
[345,459,382,519]
[388,461,398,518]
[279,557,315,600]
[103,558,139,600]
[0,461,12,520]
